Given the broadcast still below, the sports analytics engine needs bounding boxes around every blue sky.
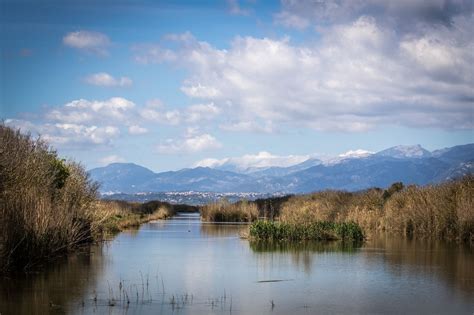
[1,0,473,171]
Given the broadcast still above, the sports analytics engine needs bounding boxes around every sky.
[1,0,473,172]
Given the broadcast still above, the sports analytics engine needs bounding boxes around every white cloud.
[220,120,274,133]
[63,31,111,55]
[194,158,224,168]
[135,19,473,131]
[5,119,120,147]
[181,83,221,98]
[99,155,125,166]
[85,72,132,87]
[185,103,220,122]
[47,97,136,124]
[195,151,310,171]
[140,107,181,125]
[157,131,222,154]
[128,125,148,135]
[139,100,221,125]
[5,97,140,149]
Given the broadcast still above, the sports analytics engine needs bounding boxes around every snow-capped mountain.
[375,145,432,159]
[195,151,311,174]
[322,149,374,165]
[89,143,473,195]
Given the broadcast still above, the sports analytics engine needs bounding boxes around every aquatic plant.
[249,220,364,241]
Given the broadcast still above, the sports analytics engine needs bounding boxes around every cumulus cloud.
[5,97,140,148]
[99,155,125,165]
[139,100,222,125]
[140,107,181,125]
[185,103,220,122]
[219,120,274,133]
[134,16,473,131]
[128,125,148,135]
[63,31,111,55]
[4,95,224,153]
[5,119,120,147]
[195,151,311,170]
[46,97,136,125]
[157,129,222,154]
[85,72,132,87]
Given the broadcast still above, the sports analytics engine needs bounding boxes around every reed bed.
[0,124,191,273]
[203,176,473,243]
[201,199,258,222]
[249,220,364,241]
[279,177,473,242]
[0,125,99,273]
[98,200,176,234]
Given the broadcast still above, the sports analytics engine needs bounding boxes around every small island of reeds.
[249,220,364,241]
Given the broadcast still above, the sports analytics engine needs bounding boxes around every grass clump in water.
[249,220,364,242]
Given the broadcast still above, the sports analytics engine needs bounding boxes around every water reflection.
[0,245,105,315]
[200,222,248,237]
[1,216,473,315]
[249,240,362,274]
[364,234,474,297]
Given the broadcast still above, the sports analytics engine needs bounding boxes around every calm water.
[1,213,473,314]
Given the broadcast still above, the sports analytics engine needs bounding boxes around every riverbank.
[1,125,104,273]
[0,124,198,274]
[203,176,474,243]
[98,200,199,234]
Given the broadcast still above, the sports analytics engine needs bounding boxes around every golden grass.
[0,125,99,272]
[278,176,473,242]
[201,199,258,222]
[97,201,176,234]
[200,177,473,242]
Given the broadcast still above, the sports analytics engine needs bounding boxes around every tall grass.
[383,177,473,241]
[201,199,258,222]
[97,200,177,233]
[0,125,99,272]
[202,176,473,242]
[279,177,473,242]
[249,220,364,241]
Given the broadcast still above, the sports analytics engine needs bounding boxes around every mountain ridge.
[89,144,474,194]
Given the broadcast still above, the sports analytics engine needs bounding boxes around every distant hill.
[89,143,473,194]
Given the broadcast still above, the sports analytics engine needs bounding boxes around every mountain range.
[89,144,473,194]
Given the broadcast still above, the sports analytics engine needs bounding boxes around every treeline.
[205,176,474,243]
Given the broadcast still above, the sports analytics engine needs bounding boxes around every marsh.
[1,212,473,314]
